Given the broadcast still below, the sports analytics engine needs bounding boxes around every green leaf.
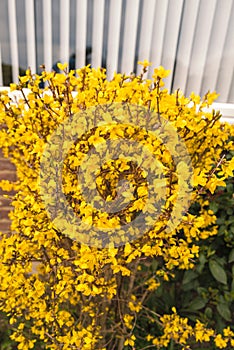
[182,279,199,292]
[209,201,219,213]
[196,252,207,274]
[216,217,225,225]
[218,225,226,234]
[209,259,227,284]
[168,340,174,350]
[197,287,207,296]
[182,270,198,285]
[204,307,213,319]
[231,278,234,292]
[226,183,233,193]
[217,303,232,321]
[151,259,158,272]
[229,248,234,263]
[187,296,207,311]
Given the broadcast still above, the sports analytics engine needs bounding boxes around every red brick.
[0,150,15,171]
[0,207,13,220]
[0,158,16,171]
[0,148,17,234]
[0,195,12,207]
[0,219,11,232]
[0,189,15,197]
[0,170,17,182]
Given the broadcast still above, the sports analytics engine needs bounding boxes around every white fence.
[0,0,234,113]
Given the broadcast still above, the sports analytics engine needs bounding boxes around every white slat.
[216,2,234,102]
[25,0,36,73]
[76,0,88,68]
[148,0,168,77]
[172,0,200,93]
[201,0,233,96]
[121,0,140,74]
[161,0,184,91]
[60,0,70,66]
[136,0,156,76]
[92,0,105,68]
[229,75,234,102]
[106,0,122,79]
[186,0,217,96]
[206,102,234,124]
[0,44,3,85]
[43,0,52,71]
[8,0,19,83]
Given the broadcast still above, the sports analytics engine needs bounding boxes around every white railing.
[209,103,234,124]
[0,0,233,108]
[0,86,233,124]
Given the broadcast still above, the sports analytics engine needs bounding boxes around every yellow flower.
[214,334,228,348]
[88,129,106,146]
[57,62,68,71]
[138,60,152,68]
[153,65,171,79]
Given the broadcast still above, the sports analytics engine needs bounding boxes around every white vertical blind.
[121,0,140,74]
[92,0,105,68]
[186,0,217,95]
[137,0,156,76]
[161,0,184,91]
[215,1,234,102]
[43,0,52,71]
[201,0,233,95]
[148,0,168,77]
[229,72,234,102]
[207,102,234,124]
[76,0,88,68]
[60,0,70,65]
[0,44,3,85]
[172,0,200,93]
[0,0,233,105]
[106,0,122,79]
[25,0,36,73]
[8,0,19,83]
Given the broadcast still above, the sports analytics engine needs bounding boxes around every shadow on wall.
[52,47,106,72]
[1,63,26,86]
[1,47,107,86]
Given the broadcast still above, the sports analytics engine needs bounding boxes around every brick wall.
[0,149,16,233]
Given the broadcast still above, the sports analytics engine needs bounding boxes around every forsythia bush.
[0,61,234,349]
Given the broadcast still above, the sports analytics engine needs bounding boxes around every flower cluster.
[0,61,233,349]
[153,309,234,349]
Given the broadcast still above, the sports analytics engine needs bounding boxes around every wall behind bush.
[0,149,16,233]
